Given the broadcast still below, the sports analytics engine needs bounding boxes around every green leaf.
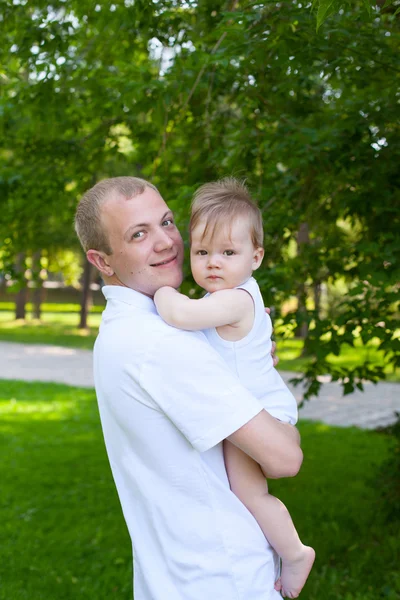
[362,0,372,16]
[316,0,335,31]
[343,381,355,395]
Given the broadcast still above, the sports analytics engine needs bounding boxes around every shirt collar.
[102,285,156,312]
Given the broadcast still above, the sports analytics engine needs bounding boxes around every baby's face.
[190,217,264,293]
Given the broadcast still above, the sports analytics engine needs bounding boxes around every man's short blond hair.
[75,176,158,254]
[190,178,264,248]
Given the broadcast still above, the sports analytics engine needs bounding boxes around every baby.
[154,178,315,598]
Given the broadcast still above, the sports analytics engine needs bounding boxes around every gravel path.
[1,341,399,430]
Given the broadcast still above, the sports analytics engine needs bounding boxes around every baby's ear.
[252,247,264,270]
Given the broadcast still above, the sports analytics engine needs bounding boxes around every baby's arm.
[154,286,253,331]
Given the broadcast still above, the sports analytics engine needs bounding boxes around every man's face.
[99,187,184,297]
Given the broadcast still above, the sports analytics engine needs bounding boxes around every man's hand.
[265,307,279,367]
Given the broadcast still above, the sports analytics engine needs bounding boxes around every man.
[75,176,302,600]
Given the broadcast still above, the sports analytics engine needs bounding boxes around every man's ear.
[86,249,115,277]
[252,247,264,271]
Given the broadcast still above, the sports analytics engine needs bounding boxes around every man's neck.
[102,275,155,299]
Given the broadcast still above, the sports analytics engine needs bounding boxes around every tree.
[0,0,398,395]
[143,0,400,396]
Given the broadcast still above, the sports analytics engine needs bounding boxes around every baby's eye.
[224,250,235,256]
[162,219,174,227]
[132,231,144,239]
[197,250,208,256]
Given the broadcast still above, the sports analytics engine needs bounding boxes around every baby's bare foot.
[279,545,315,598]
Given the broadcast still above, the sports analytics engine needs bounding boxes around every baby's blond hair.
[190,178,264,248]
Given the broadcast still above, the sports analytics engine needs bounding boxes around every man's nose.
[154,227,174,252]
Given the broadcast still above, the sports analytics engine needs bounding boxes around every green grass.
[271,423,400,600]
[0,301,104,314]
[1,379,399,600]
[0,310,99,349]
[0,302,398,381]
[0,380,132,600]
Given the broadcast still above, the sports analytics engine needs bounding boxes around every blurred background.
[0,1,399,599]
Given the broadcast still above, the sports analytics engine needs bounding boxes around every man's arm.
[140,328,301,477]
[154,286,253,330]
[227,410,303,479]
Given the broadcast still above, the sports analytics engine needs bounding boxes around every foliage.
[375,414,400,522]
[46,249,84,287]
[147,0,400,397]
[1,378,399,599]
[1,0,399,396]
[313,0,400,30]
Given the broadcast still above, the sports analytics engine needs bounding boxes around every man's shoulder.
[94,307,216,392]
[97,305,207,356]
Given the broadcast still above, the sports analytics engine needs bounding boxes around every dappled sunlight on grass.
[0,309,101,327]
[0,382,96,423]
[0,310,98,349]
[315,422,332,433]
[0,301,104,314]
[0,398,79,420]
[76,327,93,337]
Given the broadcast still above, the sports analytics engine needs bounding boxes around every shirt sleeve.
[138,329,263,452]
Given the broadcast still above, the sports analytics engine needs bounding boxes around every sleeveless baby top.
[203,277,298,425]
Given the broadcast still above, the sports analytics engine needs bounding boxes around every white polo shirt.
[94,285,281,600]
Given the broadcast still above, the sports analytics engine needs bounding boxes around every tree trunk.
[15,287,28,319]
[79,259,93,329]
[15,253,27,320]
[32,250,43,320]
[295,222,310,340]
[313,280,322,319]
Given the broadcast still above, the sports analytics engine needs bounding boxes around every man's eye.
[224,250,235,256]
[162,219,174,226]
[132,231,144,239]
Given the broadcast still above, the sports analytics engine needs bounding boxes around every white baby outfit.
[203,277,298,425]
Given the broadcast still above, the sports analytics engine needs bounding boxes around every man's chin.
[167,272,184,290]
[152,269,183,293]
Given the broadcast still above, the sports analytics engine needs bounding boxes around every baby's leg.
[224,440,315,599]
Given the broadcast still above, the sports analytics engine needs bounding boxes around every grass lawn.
[1,379,399,600]
[1,380,131,600]
[1,302,398,381]
[0,308,99,350]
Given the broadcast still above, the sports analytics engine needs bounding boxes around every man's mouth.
[151,255,177,267]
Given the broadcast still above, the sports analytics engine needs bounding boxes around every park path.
[1,340,399,430]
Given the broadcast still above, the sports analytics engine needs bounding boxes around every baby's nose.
[207,254,220,267]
